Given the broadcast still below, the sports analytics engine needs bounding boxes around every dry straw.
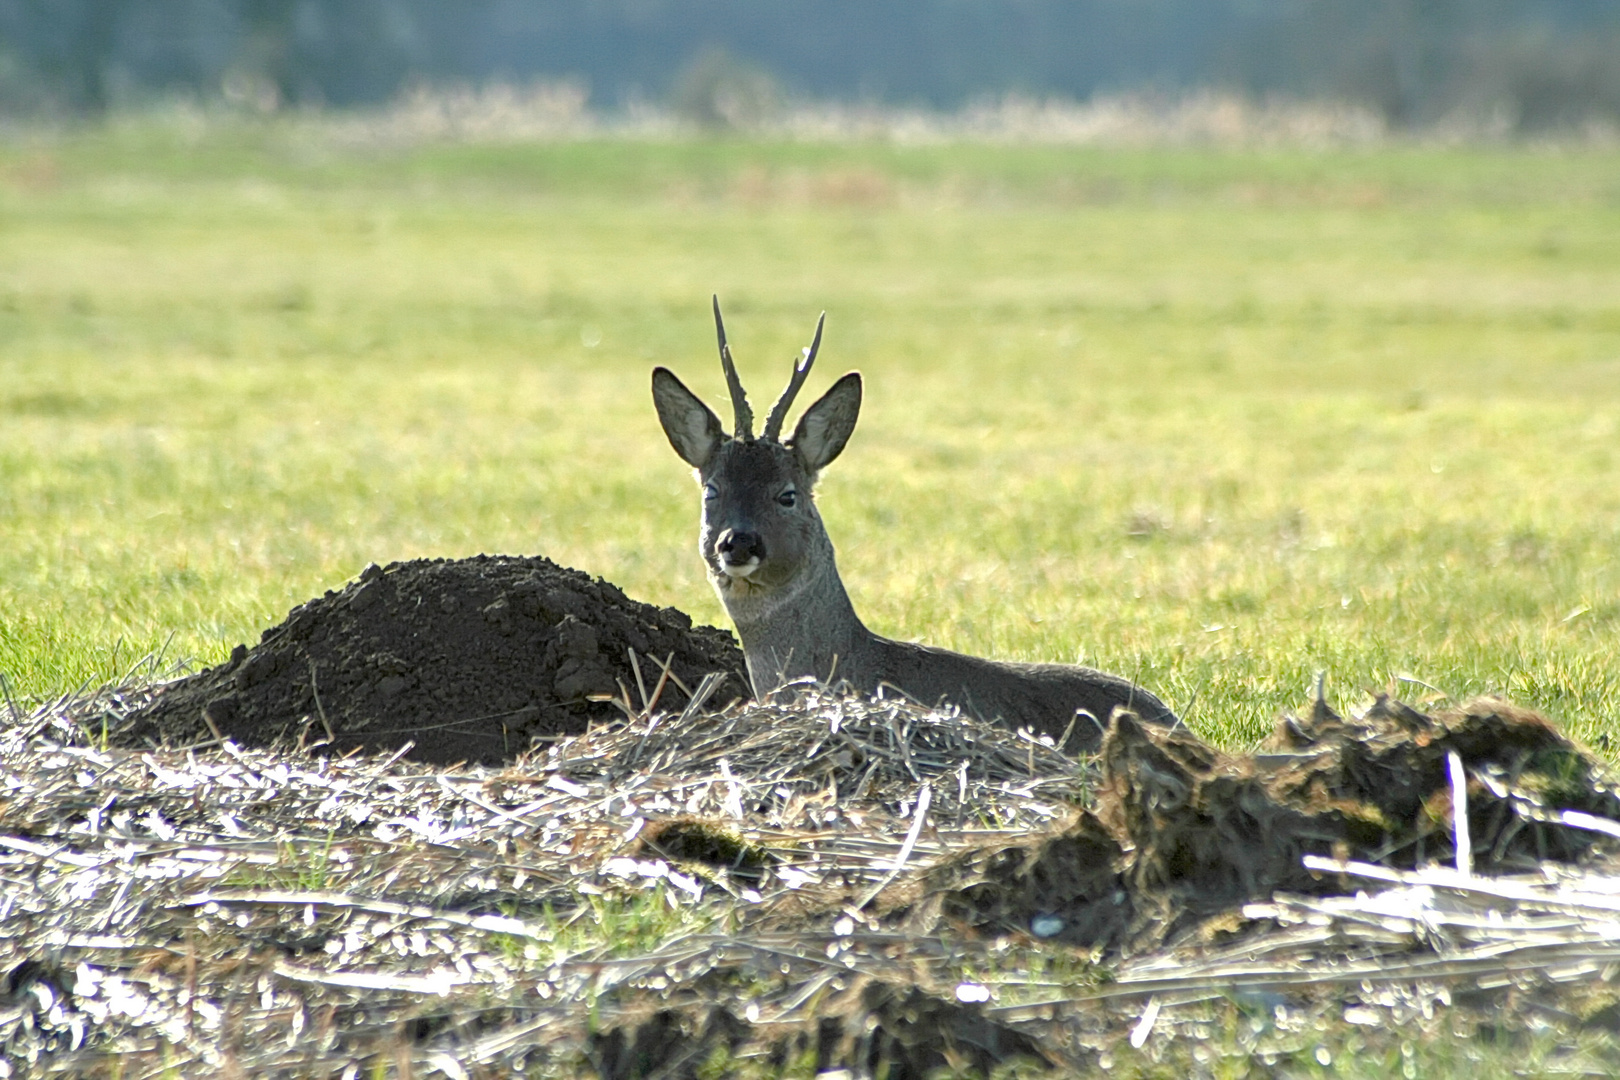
[3,679,1620,1076]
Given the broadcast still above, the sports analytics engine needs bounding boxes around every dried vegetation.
[6,670,1620,1077]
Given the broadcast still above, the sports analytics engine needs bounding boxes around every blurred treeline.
[2,0,1619,132]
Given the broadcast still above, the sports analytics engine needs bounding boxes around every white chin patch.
[722,557,761,580]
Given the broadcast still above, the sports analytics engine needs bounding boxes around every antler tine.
[763,311,825,441]
[713,295,754,440]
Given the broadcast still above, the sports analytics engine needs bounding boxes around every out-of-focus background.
[2,1,1618,749]
[4,0,1620,133]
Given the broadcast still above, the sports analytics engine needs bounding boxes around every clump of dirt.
[589,976,1049,1080]
[923,695,1620,953]
[123,555,749,765]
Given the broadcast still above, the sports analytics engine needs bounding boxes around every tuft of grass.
[2,119,1619,753]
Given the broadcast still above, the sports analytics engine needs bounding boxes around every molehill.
[125,555,750,764]
[917,694,1620,954]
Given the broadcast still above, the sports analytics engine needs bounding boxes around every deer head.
[652,298,862,615]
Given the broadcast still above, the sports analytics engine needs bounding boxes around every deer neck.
[717,539,869,694]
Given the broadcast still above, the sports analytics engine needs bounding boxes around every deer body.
[653,300,1176,752]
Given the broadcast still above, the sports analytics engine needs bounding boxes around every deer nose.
[716,529,765,565]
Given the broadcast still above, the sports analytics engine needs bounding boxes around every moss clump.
[636,816,773,880]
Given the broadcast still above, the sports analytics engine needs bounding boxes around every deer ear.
[653,367,725,468]
[789,371,862,473]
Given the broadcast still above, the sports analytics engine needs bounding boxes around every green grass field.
[3,117,1619,750]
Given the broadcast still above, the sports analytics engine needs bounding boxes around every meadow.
[2,117,1619,752]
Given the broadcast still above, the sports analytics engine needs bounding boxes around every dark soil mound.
[589,978,1049,1080]
[925,695,1620,953]
[123,555,749,765]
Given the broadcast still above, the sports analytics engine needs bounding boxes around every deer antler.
[763,311,825,441]
[712,296,754,440]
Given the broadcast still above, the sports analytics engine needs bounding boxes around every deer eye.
[777,488,797,508]
[703,484,718,501]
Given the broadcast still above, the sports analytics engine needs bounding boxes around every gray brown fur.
[652,300,1176,752]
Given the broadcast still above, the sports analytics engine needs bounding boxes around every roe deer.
[652,299,1176,752]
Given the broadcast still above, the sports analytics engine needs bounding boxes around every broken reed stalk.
[1448,749,1472,877]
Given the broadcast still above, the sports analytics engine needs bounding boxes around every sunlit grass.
[2,120,1618,750]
